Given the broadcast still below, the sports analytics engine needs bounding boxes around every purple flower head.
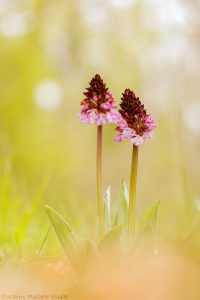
[115,89,156,146]
[80,74,121,126]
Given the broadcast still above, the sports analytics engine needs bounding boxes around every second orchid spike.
[115,89,156,146]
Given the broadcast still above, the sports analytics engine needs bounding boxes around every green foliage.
[0,166,50,261]
[103,186,111,231]
[17,176,50,244]
[139,199,160,235]
[114,180,129,229]
[45,205,123,270]
[83,239,101,267]
[98,224,123,256]
[45,205,82,271]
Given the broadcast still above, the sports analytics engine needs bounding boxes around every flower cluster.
[79,74,121,126]
[115,89,156,146]
[80,76,156,146]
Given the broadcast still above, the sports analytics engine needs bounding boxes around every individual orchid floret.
[80,74,121,126]
[115,89,156,146]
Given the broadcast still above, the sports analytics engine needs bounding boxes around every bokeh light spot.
[182,101,200,134]
[0,12,28,37]
[34,80,63,110]
[110,0,134,9]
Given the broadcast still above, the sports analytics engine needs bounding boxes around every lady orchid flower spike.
[115,89,156,240]
[80,74,120,238]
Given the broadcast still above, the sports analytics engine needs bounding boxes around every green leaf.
[114,180,129,228]
[139,199,160,234]
[45,205,82,270]
[98,224,123,255]
[83,239,102,266]
[104,186,111,231]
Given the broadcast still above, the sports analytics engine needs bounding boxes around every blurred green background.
[0,0,200,259]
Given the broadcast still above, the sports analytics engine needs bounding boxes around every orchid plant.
[45,74,157,277]
[79,74,121,237]
[115,89,156,240]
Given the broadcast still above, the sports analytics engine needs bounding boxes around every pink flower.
[80,74,121,126]
[115,89,156,146]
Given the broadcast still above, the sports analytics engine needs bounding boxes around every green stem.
[128,144,138,240]
[97,125,105,238]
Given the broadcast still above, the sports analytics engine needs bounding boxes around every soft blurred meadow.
[0,0,200,262]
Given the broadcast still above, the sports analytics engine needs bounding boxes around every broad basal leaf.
[139,199,160,234]
[98,224,123,255]
[45,205,82,270]
[83,239,102,266]
[114,180,129,228]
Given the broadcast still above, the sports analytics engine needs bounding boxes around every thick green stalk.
[97,125,105,238]
[128,144,138,239]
